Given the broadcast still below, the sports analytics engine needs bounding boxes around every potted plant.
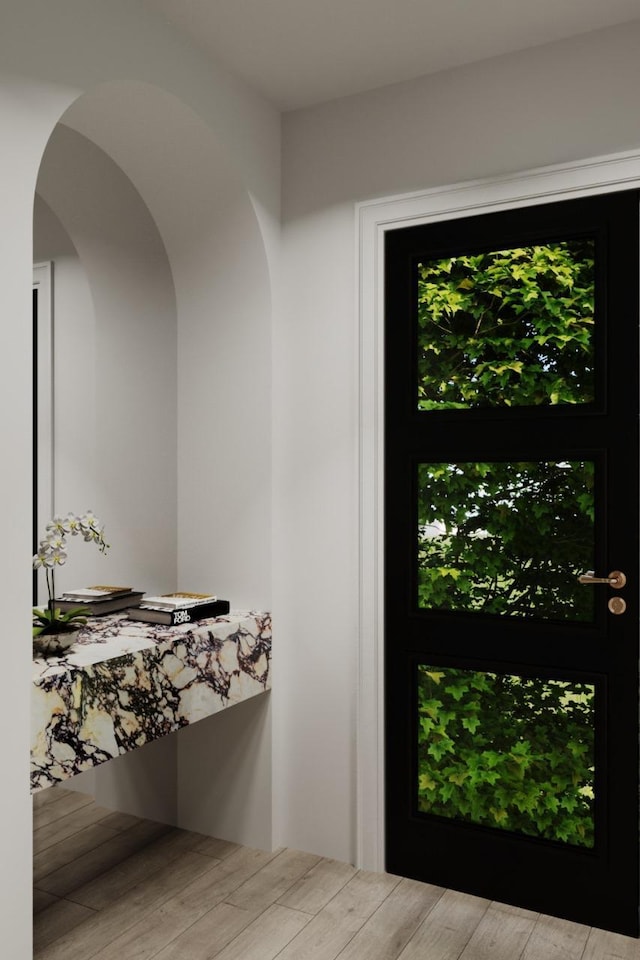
[32,510,109,656]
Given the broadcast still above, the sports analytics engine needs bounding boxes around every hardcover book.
[58,585,134,601]
[139,592,217,611]
[55,588,145,616]
[126,599,230,626]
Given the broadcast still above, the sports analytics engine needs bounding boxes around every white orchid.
[65,513,82,537]
[79,509,99,531]
[33,510,110,637]
[32,544,68,569]
[42,531,66,552]
[45,514,71,536]
[47,546,68,568]
[77,510,108,552]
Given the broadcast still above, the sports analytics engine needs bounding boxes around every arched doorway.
[30,77,275,923]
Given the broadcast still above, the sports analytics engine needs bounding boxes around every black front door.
[384,191,639,935]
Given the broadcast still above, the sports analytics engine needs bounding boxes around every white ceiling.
[140,0,640,111]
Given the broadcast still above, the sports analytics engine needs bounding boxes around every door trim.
[33,261,54,606]
[355,148,640,872]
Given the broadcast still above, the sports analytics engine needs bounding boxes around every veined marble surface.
[31,610,271,793]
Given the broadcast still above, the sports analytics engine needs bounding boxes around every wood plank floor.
[33,786,640,960]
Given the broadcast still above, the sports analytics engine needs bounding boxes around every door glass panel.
[417,665,595,848]
[417,240,595,410]
[417,460,595,621]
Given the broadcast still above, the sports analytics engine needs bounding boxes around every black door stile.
[384,191,640,935]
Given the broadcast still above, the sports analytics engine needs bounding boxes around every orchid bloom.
[45,515,71,536]
[46,545,68,568]
[43,531,66,552]
[65,513,82,536]
[33,510,110,616]
[78,510,109,552]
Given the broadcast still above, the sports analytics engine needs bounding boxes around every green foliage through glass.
[417,240,595,410]
[417,665,595,847]
[417,460,595,621]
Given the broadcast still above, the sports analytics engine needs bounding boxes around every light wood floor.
[33,786,639,960]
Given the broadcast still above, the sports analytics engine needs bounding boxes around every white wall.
[282,20,640,210]
[275,19,640,864]
[31,71,275,840]
[0,94,48,960]
[1,2,279,954]
[6,5,640,955]
[35,125,178,596]
[59,85,276,612]
[34,127,180,813]
[178,694,273,850]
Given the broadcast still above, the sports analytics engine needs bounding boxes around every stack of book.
[126,592,230,625]
[55,585,145,616]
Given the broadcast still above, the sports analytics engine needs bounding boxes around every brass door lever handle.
[577,570,626,589]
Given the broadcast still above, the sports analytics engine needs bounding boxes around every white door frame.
[33,261,54,603]
[356,148,640,872]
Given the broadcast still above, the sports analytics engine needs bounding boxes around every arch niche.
[32,81,274,842]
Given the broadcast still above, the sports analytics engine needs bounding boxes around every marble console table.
[31,610,271,793]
